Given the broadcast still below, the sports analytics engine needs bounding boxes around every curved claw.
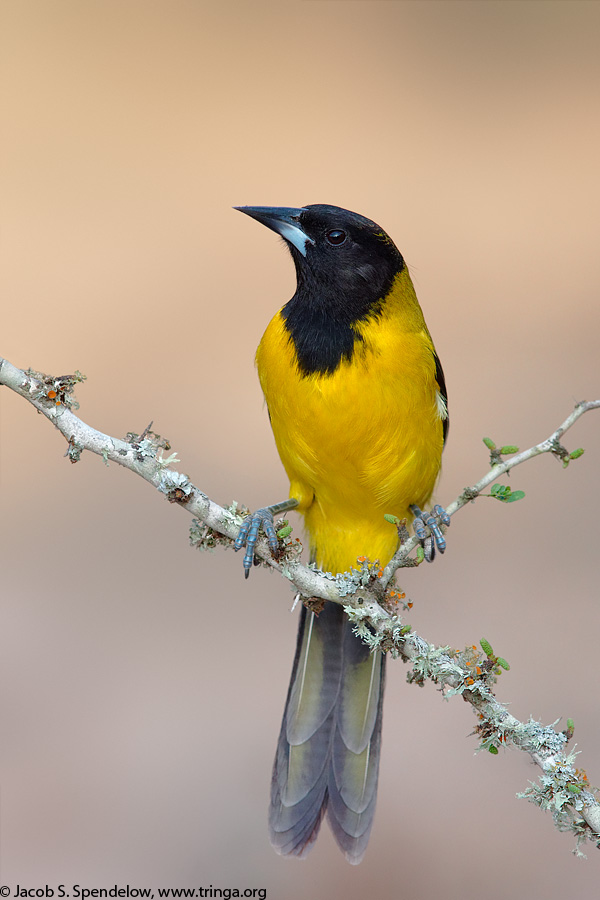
[409,503,450,563]
[234,507,279,578]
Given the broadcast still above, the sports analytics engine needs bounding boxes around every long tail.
[269,602,385,864]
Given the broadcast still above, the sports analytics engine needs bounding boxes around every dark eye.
[326,229,346,245]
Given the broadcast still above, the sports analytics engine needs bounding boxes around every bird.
[233,204,449,864]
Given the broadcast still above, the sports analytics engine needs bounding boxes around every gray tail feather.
[269,602,386,863]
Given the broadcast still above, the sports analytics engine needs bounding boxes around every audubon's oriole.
[234,204,449,863]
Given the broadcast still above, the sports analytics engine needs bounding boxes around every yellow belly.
[256,270,445,574]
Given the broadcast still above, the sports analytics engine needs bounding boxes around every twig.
[379,400,600,587]
[2,354,599,852]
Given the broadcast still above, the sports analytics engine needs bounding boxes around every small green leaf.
[500,445,519,455]
[569,448,584,460]
[415,547,425,563]
[490,484,525,503]
[567,718,575,732]
[496,657,510,670]
[400,625,412,635]
[384,513,401,525]
[483,437,496,450]
[488,745,499,755]
[567,784,582,794]
[277,524,293,539]
[480,638,494,658]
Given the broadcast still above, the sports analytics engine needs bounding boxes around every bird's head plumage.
[235,204,404,308]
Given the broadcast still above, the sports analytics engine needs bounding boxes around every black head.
[235,204,404,312]
[235,204,405,374]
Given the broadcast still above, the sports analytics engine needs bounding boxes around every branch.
[379,400,600,587]
[2,354,600,853]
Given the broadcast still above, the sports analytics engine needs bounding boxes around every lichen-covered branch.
[384,628,600,855]
[2,354,599,853]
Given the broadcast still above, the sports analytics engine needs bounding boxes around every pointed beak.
[234,206,315,257]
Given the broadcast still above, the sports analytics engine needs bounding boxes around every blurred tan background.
[1,1,599,897]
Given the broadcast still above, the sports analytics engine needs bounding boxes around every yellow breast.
[256,268,445,574]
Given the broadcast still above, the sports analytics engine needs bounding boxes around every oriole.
[234,204,449,863]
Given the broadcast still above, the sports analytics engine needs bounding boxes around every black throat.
[281,258,404,377]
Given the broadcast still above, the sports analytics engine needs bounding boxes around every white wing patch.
[436,390,448,421]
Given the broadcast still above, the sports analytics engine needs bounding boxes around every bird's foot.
[234,498,299,578]
[409,504,450,562]
[234,507,279,578]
